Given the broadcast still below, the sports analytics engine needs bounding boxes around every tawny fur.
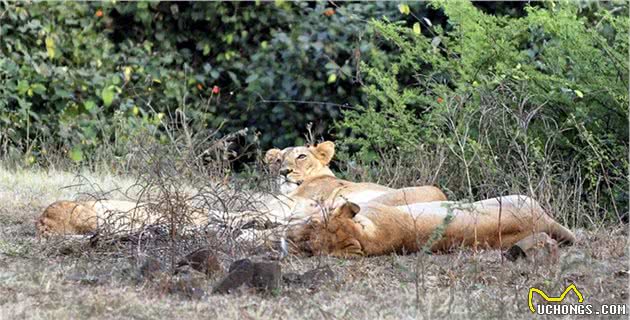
[36,201,98,236]
[289,195,576,257]
[38,141,446,236]
[37,199,208,237]
[265,141,447,205]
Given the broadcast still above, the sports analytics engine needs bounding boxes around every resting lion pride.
[36,141,575,257]
[36,141,447,235]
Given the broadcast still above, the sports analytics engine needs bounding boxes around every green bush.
[336,1,628,225]
[0,1,400,165]
[1,1,627,224]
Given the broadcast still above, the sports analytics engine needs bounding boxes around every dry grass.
[0,168,627,319]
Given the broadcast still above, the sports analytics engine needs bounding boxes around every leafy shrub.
[336,1,629,225]
[0,1,400,165]
[1,1,626,225]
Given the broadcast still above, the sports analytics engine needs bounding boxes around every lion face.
[264,141,335,189]
[287,201,365,257]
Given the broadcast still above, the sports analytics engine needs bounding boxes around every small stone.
[252,262,281,292]
[282,272,301,284]
[300,265,335,286]
[283,265,335,288]
[176,248,223,277]
[213,259,255,294]
[169,269,207,300]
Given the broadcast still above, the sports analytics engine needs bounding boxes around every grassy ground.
[0,168,627,319]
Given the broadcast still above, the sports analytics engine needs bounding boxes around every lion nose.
[279,168,292,177]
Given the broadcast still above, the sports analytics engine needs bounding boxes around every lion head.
[264,141,336,192]
[287,201,365,257]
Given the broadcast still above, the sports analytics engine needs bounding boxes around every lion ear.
[311,141,335,165]
[264,148,282,164]
[335,201,360,219]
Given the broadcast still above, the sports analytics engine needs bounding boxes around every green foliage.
[0,1,399,165]
[337,1,629,224]
[1,1,627,224]
[0,1,150,164]
[340,62,423,161]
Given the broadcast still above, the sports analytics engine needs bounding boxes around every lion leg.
[487,213,575,249]
[539,219,576,246]
[489,196,576,246]
[429,203,575,251]
[472,196,576,248]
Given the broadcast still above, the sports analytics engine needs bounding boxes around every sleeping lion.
[286,195,576,257]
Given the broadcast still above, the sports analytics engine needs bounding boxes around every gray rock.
[176,248,223,277]
[252,262,281,292]
[283,265,335,288]
[213,259,282,294]
[169,269,208,300]
[213,259,255,294]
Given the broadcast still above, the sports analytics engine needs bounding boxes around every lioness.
[288,195,576,257]
[265,141,447,206]
[36,199,209,237]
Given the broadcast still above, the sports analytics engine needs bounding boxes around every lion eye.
[297,154,307,160]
